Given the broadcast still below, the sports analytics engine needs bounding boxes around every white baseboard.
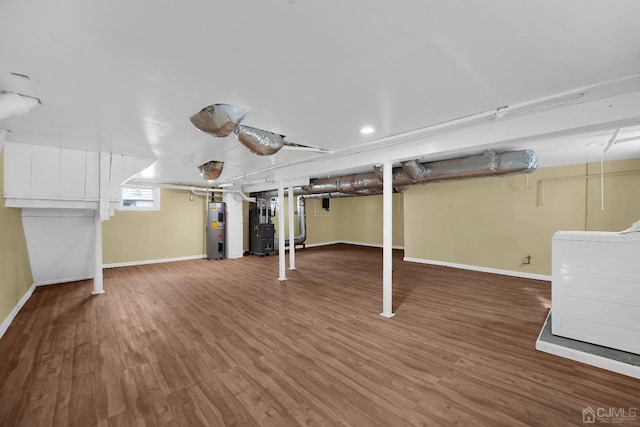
[403,256,551,282]
[299,240,342,248]
[341,240,405,250]
[104,254,206,269]
[35,275,94,287]
[0,283,36,340]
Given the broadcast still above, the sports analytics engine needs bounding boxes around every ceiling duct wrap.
[198,160,224,181]
[400,159,429,183]
[234,125,285,156]
[272,195,307,247]
[190,104,250,137]
[262,149,537,198]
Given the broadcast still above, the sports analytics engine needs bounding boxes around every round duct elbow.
[234,125,284,156]
[190,104,250,137]
[198,160,224,181]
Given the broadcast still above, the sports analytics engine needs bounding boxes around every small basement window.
[120,186,160,211]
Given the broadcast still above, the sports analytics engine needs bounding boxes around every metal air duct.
[190,103,250,137]
[272,195,307,247]
[198,160,224,181]
[234,125,285,156]
[263,149,537,198]
[294,195,306,245]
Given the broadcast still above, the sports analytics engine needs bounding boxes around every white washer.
[551,230,640,355]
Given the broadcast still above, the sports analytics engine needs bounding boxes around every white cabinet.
[60,148,88,199]
[30,145,61,198]
[3,142,32,197]
[3,142,154,209]
[85,151,100,199]
[551,231,640,355]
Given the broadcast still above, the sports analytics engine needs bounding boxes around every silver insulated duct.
[234,125,285,156]
[198,160,224,181]
[273,195,307,247]
[286,149,538,196]
[190,103,250,137]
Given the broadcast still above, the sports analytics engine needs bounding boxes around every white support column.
[288,187,296,270]
[381,161,395,318]
[223,192,244,259]
[278,183,287,281]
[92,209,105,295]
[98,152,111,221]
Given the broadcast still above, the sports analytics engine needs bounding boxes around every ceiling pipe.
[602,128,622,154]
[126,181,255,202]
[258,149,537,198]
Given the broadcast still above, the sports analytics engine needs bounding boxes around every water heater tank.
[206,202,226,260]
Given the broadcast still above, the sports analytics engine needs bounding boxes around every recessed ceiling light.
[360,126,375,135]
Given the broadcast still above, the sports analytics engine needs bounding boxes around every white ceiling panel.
[1,0,639,188]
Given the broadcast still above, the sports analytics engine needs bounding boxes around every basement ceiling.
[1,1,640,190]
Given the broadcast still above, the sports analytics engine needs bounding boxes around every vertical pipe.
[600,152,605,211]
[381,162,394,318]
[288,186,296,270]
[92,210,105,295]
[278,183,287,281]
[204,189,209,257]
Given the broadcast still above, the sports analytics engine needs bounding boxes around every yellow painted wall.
[0,149,34,326]
[403,158,640,276]
[305,198,343,244]
[336,193,404,247]
[102,189,206,264]
[272,197,342,244]
[273,194,404,247]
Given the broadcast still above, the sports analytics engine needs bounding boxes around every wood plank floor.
[1,244,639,426]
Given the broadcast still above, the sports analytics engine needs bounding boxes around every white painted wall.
[223,192,244,259]
[3,142,155,285]
[21,209,95,285]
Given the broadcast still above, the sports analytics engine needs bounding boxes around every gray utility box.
[206,202,226,260]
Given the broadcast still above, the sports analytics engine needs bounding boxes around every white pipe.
[92,210,105,295]
[288,186,296,270]
[126,180,255,202]
[602,128,622,154]
[381,161,395,318]
[278,183,287,281]
[204,188,209,257]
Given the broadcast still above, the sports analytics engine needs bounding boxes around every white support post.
[381,161,394,318]
[92,209,105,295]
[288,187,296,270]
[278,183,287,281]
